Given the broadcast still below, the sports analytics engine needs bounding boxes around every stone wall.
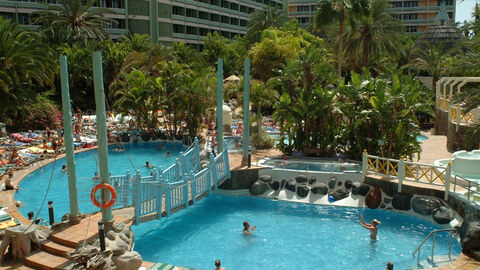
[218,168,260,190]
[447,121,480,151]
[435,109,449,136]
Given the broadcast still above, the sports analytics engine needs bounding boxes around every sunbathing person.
[5,172,19,190]
[8,148,26,165]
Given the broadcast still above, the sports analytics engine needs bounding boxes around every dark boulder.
[259,175,272,183]
[365,187,382,209]
[311,183,328,195]
[329,188,349,201]
[383,198,392,204]
[295,175,308,184]
[432,206,455,224]
[328,180,336,189]
[119,133,130,142]
[140,132,151,141]
[459,221,480,261]
[352,183,370,196]
[284,180,296,192]
[296,186,310,198]
[308,177,317,185]
[344,180,352,189]
[392,195,412,211]
[249,181,269,196]
[337,181,343,187]
[268,180,280,191]
[412,197,441,215]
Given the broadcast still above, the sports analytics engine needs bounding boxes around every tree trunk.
[0,225,49,263]
[338,9,345,77]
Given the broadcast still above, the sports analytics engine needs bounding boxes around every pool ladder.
[412,228,457,266]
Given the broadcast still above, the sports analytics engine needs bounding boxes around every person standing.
[357,214,381,240]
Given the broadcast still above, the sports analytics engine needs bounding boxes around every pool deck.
[1,142,479,270]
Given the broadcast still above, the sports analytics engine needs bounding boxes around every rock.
[106,231,116,241]
[311,183,328,195]
[432,206,455,224]
[459,221,480,261]
[352,183,370,196]
[308,177,316,185]
[118,232,130,245]
[249,181,269,196]
[259,175,272,183]
[365,187,382,209]
[384,198,392,204]
[412,197,441,215]
[344,180,352,189]
[337,181,343,187]
[392,195,412,211]
[296,186,309,198]
[329,188,349,201]
[268,180,280,191]
[295,175,308,184]
[112,251,142,270]
[284,180,296,192]
[112,223,126,233]
[112,246,126,256]
[328,179,336,189]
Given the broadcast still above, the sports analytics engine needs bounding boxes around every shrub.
[251,133,275,149]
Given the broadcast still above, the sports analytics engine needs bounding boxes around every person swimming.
[93,172,100,180]
[166,152,171,157]
[145,161,152,168]
[243,221,256,235]
[62,165,67,172]
[214,259,226,270]
[357,214,381,240]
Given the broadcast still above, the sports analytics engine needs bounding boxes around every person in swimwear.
[243,221,256,235]
[357,214,381,240]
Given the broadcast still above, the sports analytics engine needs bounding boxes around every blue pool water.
[261,159,361,172]
[133,195,460,270]
[15,142,186,221]
[417,135,428,142]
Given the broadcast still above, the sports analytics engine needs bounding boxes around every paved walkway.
[417,133,452,164]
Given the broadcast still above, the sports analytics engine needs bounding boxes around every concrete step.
[24,251,71,270]
[42,240,75,257]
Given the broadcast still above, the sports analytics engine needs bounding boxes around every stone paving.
[417,133,452,165]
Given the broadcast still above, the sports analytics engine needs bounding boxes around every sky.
[456,0,477,23]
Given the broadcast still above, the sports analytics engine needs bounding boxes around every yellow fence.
[404,162,446,184]
[436,97,450,112]
[366,157,399,177]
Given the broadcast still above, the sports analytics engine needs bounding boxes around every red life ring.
[212,131,218,146]
[90,183,117,209]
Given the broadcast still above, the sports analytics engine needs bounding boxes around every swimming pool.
[15,142,186,221]
[260,158,362,173]
[133,195,460,270]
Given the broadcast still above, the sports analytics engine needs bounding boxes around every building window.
[402,13,418,20]
[447,12,453,19]
[240,19,247,27]
[297,17,309,24]
[199,11,208,20]
[186,8,197,18]
[297,5,309,12]
[403,1,418,7]
[310,5,316,11]
[0,13,14,20]
[392,1,402,8]
[438,0,453,6]
[405,26,417,33]
[221,15,229,24]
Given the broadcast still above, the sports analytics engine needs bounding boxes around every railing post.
[179,152,186,174]
[165,184,171,216]
[456,106,461,131]
[156,168,163,219]
[194,137,200,170]
[224,147,231,179]
[126,170,131,206]
[398,156,405,193]
[362,150,367,177]
[175,158,181,182]
[444,162,452,201]
[133,170,141,225]
[183,173,189,208]
[210,153,218,190]
[152,168,158,182]
[190,170,196,204]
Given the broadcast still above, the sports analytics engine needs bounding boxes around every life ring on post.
[211,131,219,146]
[90,183,117,209]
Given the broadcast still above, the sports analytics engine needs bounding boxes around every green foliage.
[0,17,55,123]
[251,133,275,149]
[202,32,245,76]
[245,7,288,46]
[12,92,61,131]
[33,0,114,44]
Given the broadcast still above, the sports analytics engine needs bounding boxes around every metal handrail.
[412,229,457,266]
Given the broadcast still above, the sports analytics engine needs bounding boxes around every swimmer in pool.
[243,221,256,235]
[357,214,381,240]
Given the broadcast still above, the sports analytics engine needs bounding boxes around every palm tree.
[245,7,288,46]
[250,80,278,136]
[0,17,55,120]
[314,0,367,76]
[33,0,114,44]
[343,0,403,69]
[408,43,446,93]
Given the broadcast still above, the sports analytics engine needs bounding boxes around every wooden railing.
[363,151,452,200]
